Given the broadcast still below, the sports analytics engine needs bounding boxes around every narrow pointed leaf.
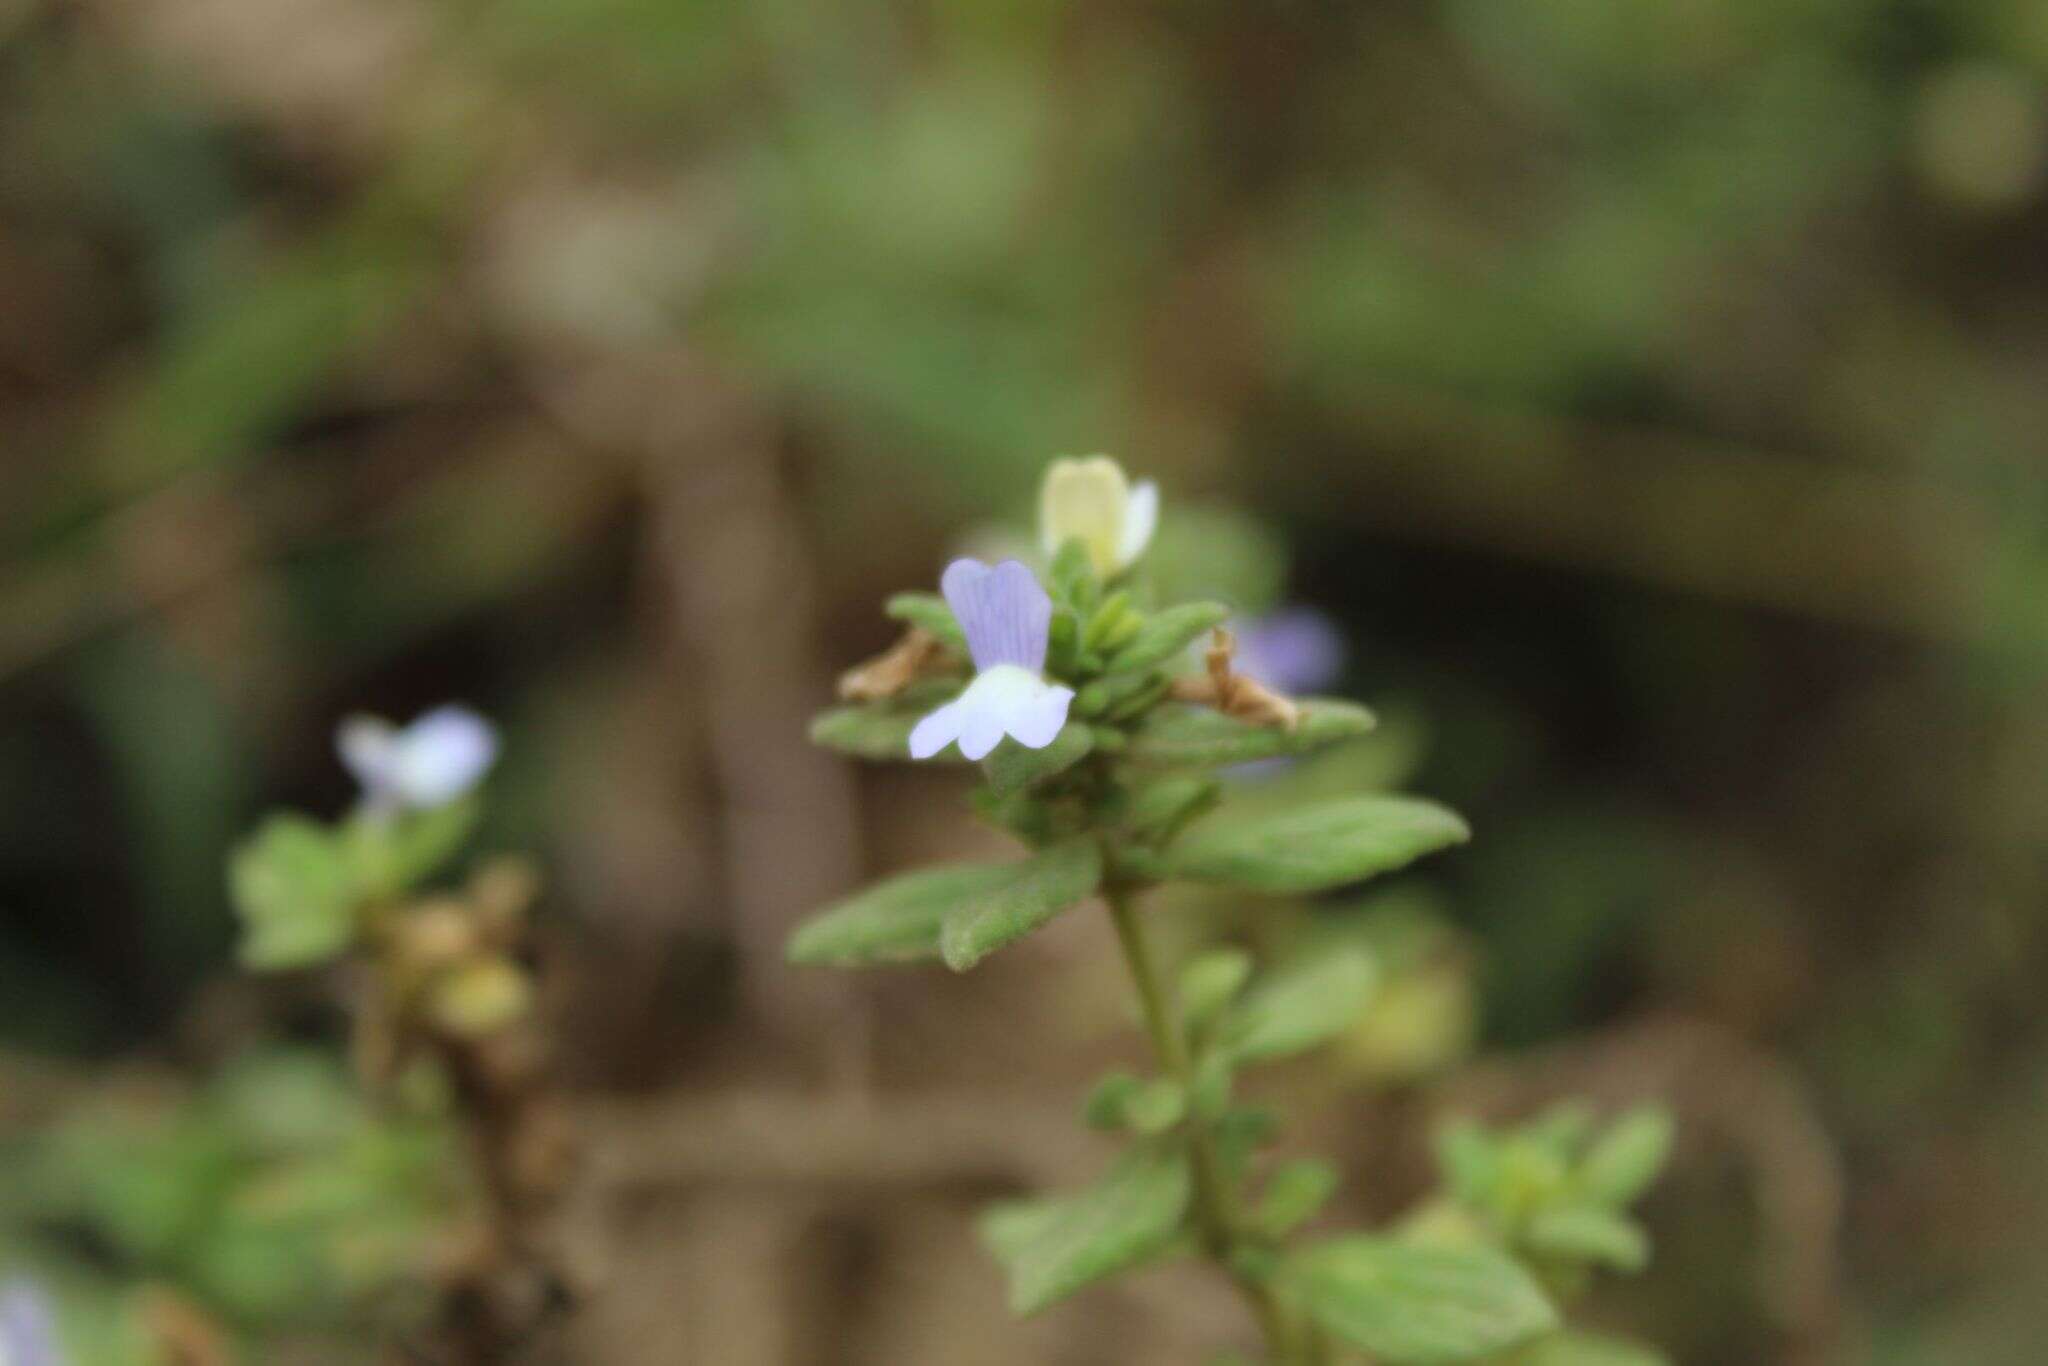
[1178,947,1254,1030]
[1162,796,1468,894]
[1106,602,1231,673]
[1221,947,1378,1063]
[1125,776,1222,844]
[939,839,1103,970]
[1576,1108,1674,1207]
[788,861,1035,966]
[984,722,1094,797]
[980,1140,1192,1315]
[1125,700,1375,767]
[1287,1236,1559,1363]
[1256,1159,1340,1238]
[1525,1206,1649,1273]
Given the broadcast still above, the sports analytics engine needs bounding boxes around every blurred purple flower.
[909,559,1074,761]
[1,1279,66,1366]
[338,705,500,815]
[1233,608,1345,696]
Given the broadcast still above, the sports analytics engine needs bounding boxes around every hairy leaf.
[1161,796,1468,894]
[788,861,1038,966]
[1125,776,1224,846]
[939,839,1103,971]
[981,1140,1192,1315]
[1221,947,1378,1063]
[1124,700,1375,767]
[1287,1236,1558,1363]
[984,722,1094,797]
[1106,601,1231,674]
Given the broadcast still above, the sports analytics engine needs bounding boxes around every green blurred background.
[3,0,2047,1361]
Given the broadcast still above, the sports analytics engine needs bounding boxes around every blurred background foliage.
[2,0,2047,1360]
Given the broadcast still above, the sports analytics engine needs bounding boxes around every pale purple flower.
[909,559,1075,761]
[338,705,500,814]
[1234,608,1344,695]
[0,1280,65,1366]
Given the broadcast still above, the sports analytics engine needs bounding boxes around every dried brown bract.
[836,626,954,702]
[1167,628,1303,730]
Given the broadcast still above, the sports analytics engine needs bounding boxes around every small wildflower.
[909,559,1075,761]
[1234,608,1344,696]
[338,705,500,815]
[0,1279,65,1366]
[1038,456,1159,578]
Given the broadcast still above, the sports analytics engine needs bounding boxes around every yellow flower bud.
[1038,455,1158,577]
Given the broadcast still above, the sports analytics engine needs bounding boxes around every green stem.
[1105,881,1302,1363]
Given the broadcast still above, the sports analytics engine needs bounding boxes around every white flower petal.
[337,715,400,798]
[911,665,1072,761]
[1116,479,1159,570]
[908,700,966,760]
[1008,681,1075,750]
[390,706,499,807]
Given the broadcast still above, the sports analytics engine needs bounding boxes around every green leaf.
[1159,796,1469,894]
[885,592,967,651]
[1524,1102,1597,1158]
[939,839,1104,971]
[1105,602,1231,674]
[1126,776,1223,846]
[1214,1106,1282,1174]
[980,1140,1193,1315]
[1434,1122,1499,1208]
[1048,538,1099,611]
[1524,1206,1650,1273]
[1075,670,1168,720]
[984,723,1094,797]
[787,861,1035,966]
[1192,1049,1235,1118]
[1178,947,1254,1030]
[1083,1074,1187,1135]
[1287,1236,1559,1363]
[810,700,964,762]
[1512,1330,1671,1366]
[1221,947,1378,1063]
[228,817,360,970]
[1256,1159,1339,1238]
[1576,1108,1674,1207]
[1124,700,1376,767]
[1082,590,1141,652]
[343,798,482,901]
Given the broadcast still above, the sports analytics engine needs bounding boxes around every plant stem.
[1105,881,1301,1363]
